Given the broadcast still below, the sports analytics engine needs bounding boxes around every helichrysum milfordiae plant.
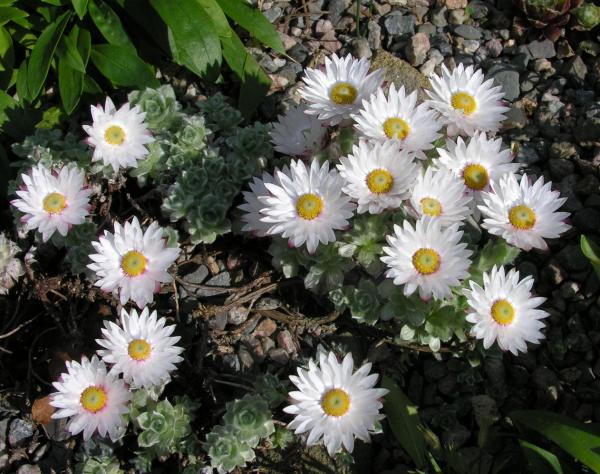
[136,399,194,454]
[205,393,275,473]
[128,85,183,131]
[205,425,256,473]
[222,395,275,448]
[239,53,572,358]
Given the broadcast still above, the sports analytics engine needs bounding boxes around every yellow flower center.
[508,205,536,230]
[296,193,324,220]
[412,248,441,275]
[80,386,107,413]
[383,117,411,140]
[462,164,489,191]
[321,388,351,417]
[121,251,147,277]
[104,125,126,146]
[420,197,442,217]
[128,338,152,361]
[329,82,358,105]
[451,91,477,115]
[366,169,394,194]
[491,299,515,325]
[42,192,67,214]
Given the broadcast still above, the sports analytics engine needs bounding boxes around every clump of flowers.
[240,53,571,359]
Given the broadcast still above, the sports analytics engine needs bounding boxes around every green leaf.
[150,0,221,78]
[581,235,600,279]
[0,89,16,132]
[71,0,88,19]
[57,28,89,114]
[468,239,520,285]
[512,410,600,472]
[25,11,70,101]
[90,44,158,88]
[196,0,231,38]
[221,28,270,117]
[0,6,28,26]
[56,35,85,73]
[381,376,428,469]
[216,0,285,54]
[82,74,102,93]
[89,0,135,50]
[519,440,564,474]
[15,60,28,102]
[0,25,14,88]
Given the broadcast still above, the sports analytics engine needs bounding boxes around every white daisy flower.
[426,63,509,136]
[83,97,154,172]
[88,217,180,308]
[271,105,327,156]
[239,171,278,238]
[352,84,441,159]
[464,266,549,355]
[259,159,355,254]
[337,140,419,214]
[11,164,92,242]
[300,54,384,125]
[437,131,520,200]
[50,355,131,441]
[0,233,24,294]
[283,351,388,456]
[479,173,571,251]
[381,218,472,300]
[96,307,184,389]
[239,167,291,237]
[408,167,473,227]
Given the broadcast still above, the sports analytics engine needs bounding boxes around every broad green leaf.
[221,28,270,117]
[0,6,28,26]
[82,74,102,93]
[89,0,135,50]
[580,235,600,278]
[15,60,28,102]
[0,25,14,87]
[217,0,285,54]
[150,0,221,78]
[58,28,89,114]
[71,0,88,18]
[0,89,16,131]
[519,440,564,474]
[197,0,231,38]
[56,35,85,73]
[73,27,91,66]
[26,11,70,101]
[90,44,158,88]
[381,376,427,469]
[512,410,600,472]
[58,59,82,114]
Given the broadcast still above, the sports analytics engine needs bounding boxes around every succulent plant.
[573,2,600,30]
[517,0,583,40]
[78,457,123,474]
[136,397,197,457]
[205,424,257,473]
[339,213,391,274]
[128,85,183,132]
[197,93,243,133]
[253,373,289,408]
[222,395,275,448]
